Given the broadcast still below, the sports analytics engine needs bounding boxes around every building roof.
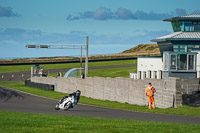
[164,14,200,22]
[151,31,200,42]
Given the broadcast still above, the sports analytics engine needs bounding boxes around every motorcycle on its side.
[55,90,81,111]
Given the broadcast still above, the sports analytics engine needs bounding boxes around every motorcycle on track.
[55,90,81,111]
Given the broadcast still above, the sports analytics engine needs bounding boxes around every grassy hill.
[0,44,161,64]
[116,44,160,57]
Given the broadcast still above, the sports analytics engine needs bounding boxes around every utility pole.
[85,36,89,77]
[80,45,82,76]
[26,36,89,78]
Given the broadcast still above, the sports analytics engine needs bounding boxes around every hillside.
[116,44,160,57]
[0,44,161,64]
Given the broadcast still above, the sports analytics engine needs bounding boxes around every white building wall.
[137,57,163,71]
[137,57,163,79]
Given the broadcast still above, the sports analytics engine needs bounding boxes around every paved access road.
[0,86,200,124]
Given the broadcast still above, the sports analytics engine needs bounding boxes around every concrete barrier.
[31,76,199,108]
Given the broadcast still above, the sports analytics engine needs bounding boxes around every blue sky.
[0,0,200,58]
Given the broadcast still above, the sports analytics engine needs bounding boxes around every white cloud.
[66,7,195,21]
[0,28,171,45]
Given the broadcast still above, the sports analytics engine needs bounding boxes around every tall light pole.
[26,36,89,77]
[85,36,89,77]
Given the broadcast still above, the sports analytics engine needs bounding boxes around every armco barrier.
[25,80,54,91]
[31,76,199,108]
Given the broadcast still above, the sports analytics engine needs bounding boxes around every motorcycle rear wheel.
[64,102,72,111]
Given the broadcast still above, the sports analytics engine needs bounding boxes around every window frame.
[170,54,177,70]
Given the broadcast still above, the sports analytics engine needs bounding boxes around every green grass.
[88,67,137,78]
[0,65,32,73]
[1,81,200,117]
[0,60,136,73]
[48,67,137,78]
[0,111,200,133]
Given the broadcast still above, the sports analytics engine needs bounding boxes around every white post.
[197,71,200,78]
[80,45,82,77]
[141,71,144,79]
[151,71,155,79]
[130,72,134,78]
[31,66,33,77]
[147,70,151,78]
[157,70,162,79]
[133,74,137,79]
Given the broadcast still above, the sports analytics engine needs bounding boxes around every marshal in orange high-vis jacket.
[145,83,156,109]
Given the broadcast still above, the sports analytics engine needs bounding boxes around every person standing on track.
[145,83,156,109]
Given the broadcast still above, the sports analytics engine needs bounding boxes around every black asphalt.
[0,86,200,124]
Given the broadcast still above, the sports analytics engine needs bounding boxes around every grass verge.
[0,60,136,73]
[0,111,200,133]
[0,81,200,117]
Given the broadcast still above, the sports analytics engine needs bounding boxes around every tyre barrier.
[25,80,54,91]
[182,91,200,107]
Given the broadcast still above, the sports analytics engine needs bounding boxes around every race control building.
[137,14,200,79]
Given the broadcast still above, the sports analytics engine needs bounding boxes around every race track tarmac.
[0,86,200,124]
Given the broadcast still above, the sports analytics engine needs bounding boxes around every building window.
[177,54,187,70]
[173,45,179,52]
[173,45,188,52]
[188,55,195,70]
[183,22,194,31]
[173,45,179,48]
[180,45,187,52]
[170,55,177,70]
[195,45,200,49]
[193,22,197,25]
[164,52,196,72]
[171,22,181,32]
[188,45,195,52]
[172,21,200,32]
[185,25,194,31]
[194,22,200,31]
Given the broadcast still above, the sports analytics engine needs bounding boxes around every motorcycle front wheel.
[55,104,60,110]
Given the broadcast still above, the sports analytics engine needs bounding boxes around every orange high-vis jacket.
[145,85,156,96]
